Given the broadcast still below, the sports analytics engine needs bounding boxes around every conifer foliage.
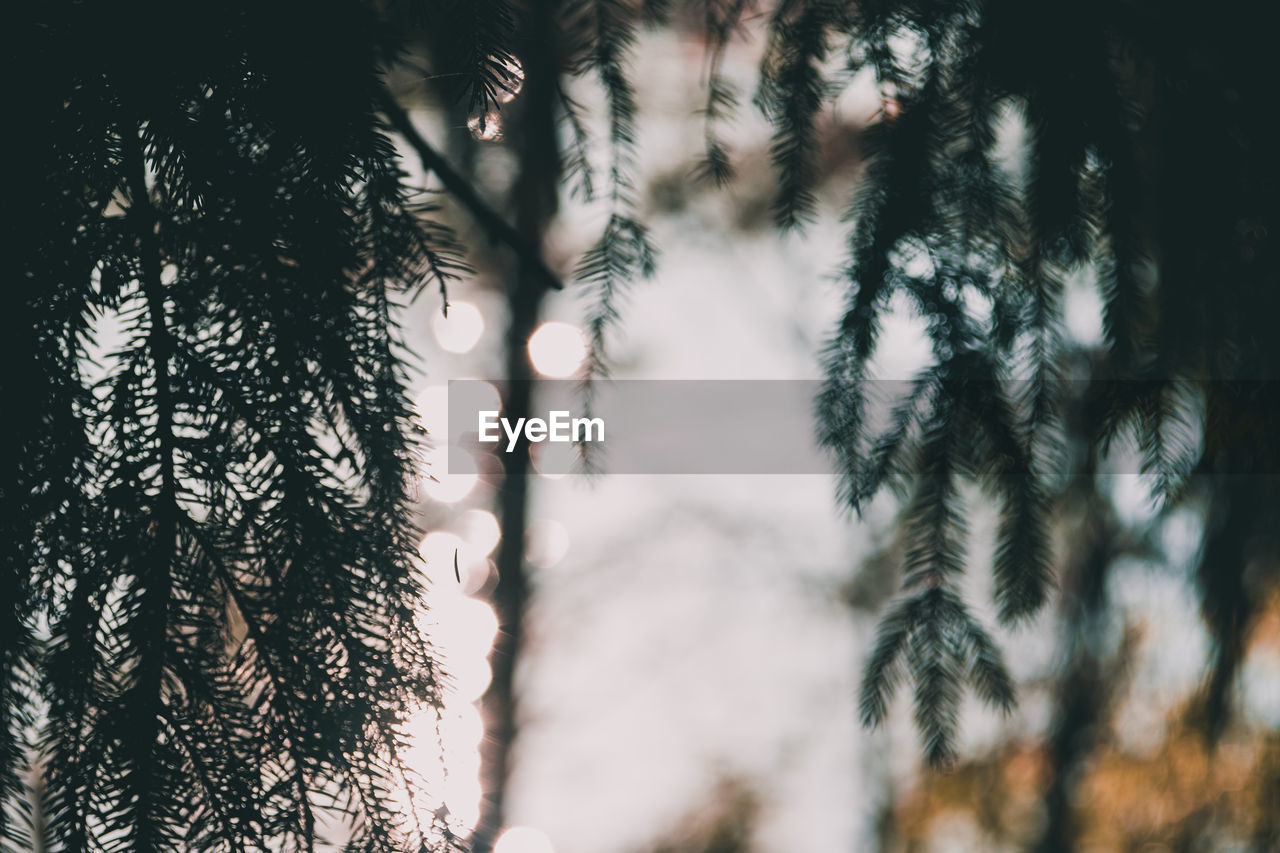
[8,2,465,849]
[10,2,1280,849]
[746,0,1280,764]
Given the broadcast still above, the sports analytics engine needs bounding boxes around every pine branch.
[558,85,598,201]
[121,121,180,853]
[376,88,564,293]
[860,586,1014,768]
[183,520,317,844]
[759,0,838,228]
[421,0,523,117]
[22,5,453,848]
[693,0,756,186]
[569,0,659,394]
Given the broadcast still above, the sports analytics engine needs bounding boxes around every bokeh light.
[420,448,478,504]
[434,594,500,663]
[404,550,500,834]
[530,440,575,479]
[414,384,450,441]
[525,519,570,569]
[447,658,493,704]
[457,379,502,421]
[438,702,485,748]
[399,703,484,832]
[457,558,494,596]
[433,301,485,354]
[494,826,555,853]
[418,531,464,583]
[459,508,501,555]
[419,530,491,591]
[527,322,586,378]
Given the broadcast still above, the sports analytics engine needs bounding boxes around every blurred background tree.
[753,0,1280,769]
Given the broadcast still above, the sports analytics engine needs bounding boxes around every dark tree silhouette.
[7,2,471,850]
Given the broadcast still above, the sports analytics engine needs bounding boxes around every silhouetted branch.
[377,88,564,292]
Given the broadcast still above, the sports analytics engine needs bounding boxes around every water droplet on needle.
[468,111,503,142]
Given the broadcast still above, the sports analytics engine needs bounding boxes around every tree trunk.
[472,2,562,850]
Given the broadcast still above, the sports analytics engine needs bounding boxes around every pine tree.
[7,2,473,849]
